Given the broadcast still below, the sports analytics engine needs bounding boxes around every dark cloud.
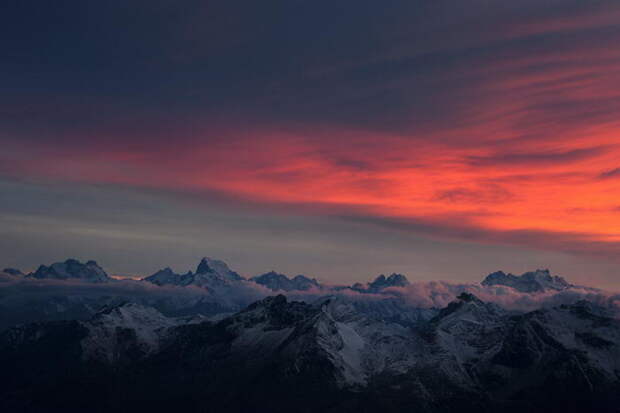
[599,167,620,179]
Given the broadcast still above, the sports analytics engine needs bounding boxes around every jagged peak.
[196,257,214,274]
[367,273,409,291]
[251,271,319,291]
[373,274,387,283]
[195,256,230,273]
[27,258,110,282]
[195,257,243,280]
[386,273,409,285]
[482,268,571,292]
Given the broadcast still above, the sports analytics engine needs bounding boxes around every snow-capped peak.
[196,257,243,281]
[27,258,110,282]
[481,269,571,292]
[81,302,178,362]
[251,271,320,291]
[144,257,245,290]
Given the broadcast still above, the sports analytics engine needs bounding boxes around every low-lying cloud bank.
[0,274,269,330]
[376,282,620,314]
[1,273,619,331]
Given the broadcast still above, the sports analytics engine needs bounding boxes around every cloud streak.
[466,146,611,167]
[600,167,620,179]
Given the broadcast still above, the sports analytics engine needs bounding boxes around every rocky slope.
[1,293,618,413]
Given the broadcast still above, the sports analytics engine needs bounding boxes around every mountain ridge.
[1,293,619,412]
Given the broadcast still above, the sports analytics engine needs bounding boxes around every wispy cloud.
[467,146,610,167]
[599,167,620,179]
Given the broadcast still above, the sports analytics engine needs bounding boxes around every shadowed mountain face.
[1,257,619,412]
[1,293,619,413]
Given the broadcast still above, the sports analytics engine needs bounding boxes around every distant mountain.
[1,268,22,276]
[81,302,203,362]
[144,267,192,286]
[9,257,580,299]
[145,257,244,289]
[1,294,618,412]
[146,259,322,293]
[27,259,110,282]
[350,273,410,293]
[481,269,572,292]
[251,271,320,291]
[2,256,605,349]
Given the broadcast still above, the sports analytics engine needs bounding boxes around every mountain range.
[1,292,619,412]
[1,257,619,412]
[481,269,573,292]
[2,257,575,294]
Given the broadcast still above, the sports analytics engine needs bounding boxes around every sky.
[1,1,620,288]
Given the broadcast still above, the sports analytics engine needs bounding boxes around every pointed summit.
[373,274,387,284]
[433,291,503,324]
[195,257,243,280]
[144,257,244,289]
[196,257,213,274]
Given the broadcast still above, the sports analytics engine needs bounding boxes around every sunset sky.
[2,1,620,287]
